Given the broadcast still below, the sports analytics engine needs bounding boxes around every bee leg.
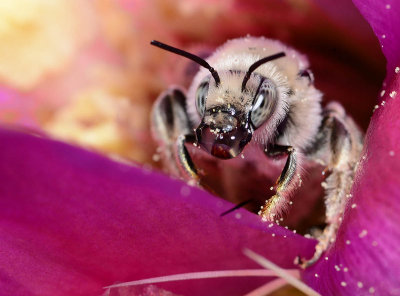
[151,87,199,182]
[259,145,301,221]
[175,134,199,182]
[301,103,363,268]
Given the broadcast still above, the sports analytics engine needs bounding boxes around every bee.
[150,37,363,267]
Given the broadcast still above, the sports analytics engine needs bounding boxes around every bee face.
[192,70,279,159]
[151,37,318,159]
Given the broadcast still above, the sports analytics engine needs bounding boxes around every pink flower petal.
[303,75,400,296]
[353,0,400,79]
[0,128,315,296]
[303,1,400,295]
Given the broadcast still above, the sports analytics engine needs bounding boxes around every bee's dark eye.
[195,80,209,117]
[250,79,278,128]
[298,69,314,84]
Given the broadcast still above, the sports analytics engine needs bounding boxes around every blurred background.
[0,0,385,163]
[0,0,387,232]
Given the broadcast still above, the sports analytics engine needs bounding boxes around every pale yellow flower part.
[0,0,95,90]
[46,88,150,162]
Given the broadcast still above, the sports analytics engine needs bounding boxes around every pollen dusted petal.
[353,0,400,81]
[302,1,400,295]
[0,128,316,296]
[303,74,400,296]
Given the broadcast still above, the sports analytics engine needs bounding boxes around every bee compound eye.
[195,80,209,117]
[250,80,278,128]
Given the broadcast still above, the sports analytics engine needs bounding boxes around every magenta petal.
[353,0,400,78]
[302,2,400,294]
[303,76,400,296]
[0,128,315,296]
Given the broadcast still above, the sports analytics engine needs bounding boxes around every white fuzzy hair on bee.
[187,37,323,149]
[150,36,363,268]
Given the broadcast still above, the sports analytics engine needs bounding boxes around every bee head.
[150,40,285,159]
[194,54,285,159]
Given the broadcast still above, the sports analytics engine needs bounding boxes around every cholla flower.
[0,0,398,296]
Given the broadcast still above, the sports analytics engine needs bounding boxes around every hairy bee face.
[195,106,252,159]
[192,69,280,159]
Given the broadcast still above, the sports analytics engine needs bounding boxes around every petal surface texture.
[0,128,315,296]
[303,1,400,295]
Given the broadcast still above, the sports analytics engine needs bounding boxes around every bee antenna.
[151,40,221,86]
[241,52,286,91]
